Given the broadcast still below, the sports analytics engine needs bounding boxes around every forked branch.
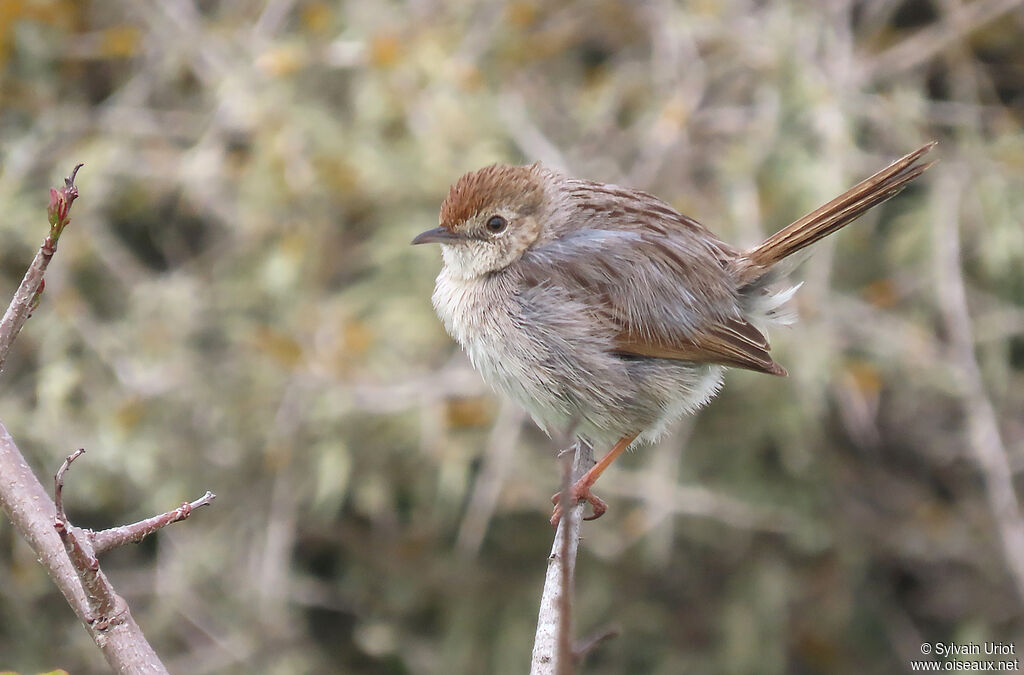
[55,449,216,556]
[0,165,213,673]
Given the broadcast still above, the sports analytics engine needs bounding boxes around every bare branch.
[54,448,86,523]
[0,168,172,672]
[55,446,215,554]
[0,424,167,672]
[53,449,126,630]
[54,520,123,629]
[91,491,216,555]
[556,453,574,675]
[531,439,593,675]
[52,451,216,643]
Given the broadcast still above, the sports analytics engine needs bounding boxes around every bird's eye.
[486,215,507,233]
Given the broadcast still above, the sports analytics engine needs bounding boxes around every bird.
[413,143,934,526]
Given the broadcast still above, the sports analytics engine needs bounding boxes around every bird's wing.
[517,185,786,376]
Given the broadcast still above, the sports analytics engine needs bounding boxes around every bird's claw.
[550,481,608,528]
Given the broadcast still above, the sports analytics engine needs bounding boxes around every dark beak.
[411,227,461,245]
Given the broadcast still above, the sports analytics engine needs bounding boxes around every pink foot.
[550,480,608,528]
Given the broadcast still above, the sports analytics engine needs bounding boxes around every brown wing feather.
[521,181,789,376]
[518,147,934,378]
[614,317,787,376]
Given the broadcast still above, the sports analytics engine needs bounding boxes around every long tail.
[736,142,935,285]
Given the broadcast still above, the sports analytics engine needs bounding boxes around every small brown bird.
[414,144,934,526]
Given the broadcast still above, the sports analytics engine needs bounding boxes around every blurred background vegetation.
[0,0,1022,673]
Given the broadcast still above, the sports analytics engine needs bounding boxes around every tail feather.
[736,142,935,285]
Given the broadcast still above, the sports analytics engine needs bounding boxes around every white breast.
[431,266,572,435]
[432,267,518,387]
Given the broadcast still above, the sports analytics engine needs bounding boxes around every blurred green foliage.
[0,0,1022,673]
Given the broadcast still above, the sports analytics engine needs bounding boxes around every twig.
[53,451,124,628]
[91,491,216,555]
[0,163,82,373]
[53,449,216,630]
[51,449,123,628]
[556,452,574,675]
[54,448,86,523]
[56,448,215,554]
[531,439,593,675]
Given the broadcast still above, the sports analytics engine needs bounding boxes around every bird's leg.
[550,433,638,527]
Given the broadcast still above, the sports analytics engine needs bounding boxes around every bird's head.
[413,163,549,279]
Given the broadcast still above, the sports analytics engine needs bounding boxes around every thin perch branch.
[531,439,594,675]
[556,452,574,675]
